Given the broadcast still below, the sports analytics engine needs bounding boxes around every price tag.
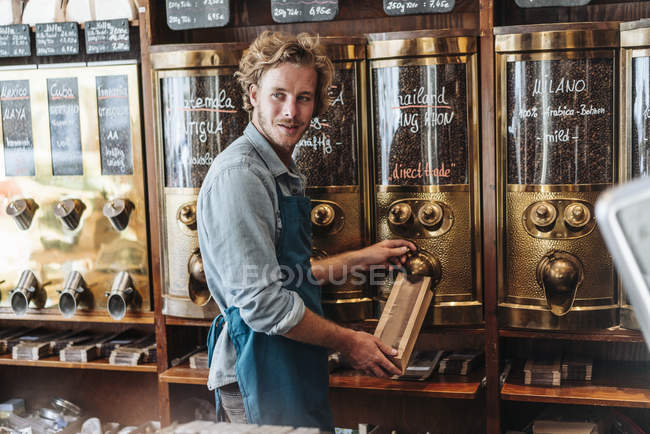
[35,22,79,56]
[85,19,130,54]
[0,24,31,58]
[383,0,455,15]
[514,0,590,6]
[166,0,230,30]
[271,0,339,23]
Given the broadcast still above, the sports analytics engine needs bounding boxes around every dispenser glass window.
[372,62,468,186]
[0,80,35,176]
[293,67,359,186]
[96,75,133,175]
[160,74,248,188]
[632,56,650,178]
[506,56,614,185]
[47,77,83,176]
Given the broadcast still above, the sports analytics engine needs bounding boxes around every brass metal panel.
[162,189,219,318]
[0,64,150,316]
[309,187,363,255]
[368,36,477,59]
[495,25,619,53]
[621,26,650,48]
[150,43,248,70]
[375,190,480,323]
[502,191,617,327]
[320,37,366,61]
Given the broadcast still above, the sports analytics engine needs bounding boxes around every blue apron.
[207,184,334,431]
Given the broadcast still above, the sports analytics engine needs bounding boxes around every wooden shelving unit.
[499,328,646,343]
[502,362,650,408]
[160,364,209,385]
[0,354,157,373]
[0,311,155,325]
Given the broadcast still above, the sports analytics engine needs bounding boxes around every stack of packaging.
[189,351,210,370]
[108,333,156,366]
[561,354,593,382]
[438,351,484,376]
[59,332,122,363]
[523,357,562,387]
[0,327,30,355]
[10,329,67,361]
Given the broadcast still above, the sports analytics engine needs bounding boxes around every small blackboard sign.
[166,0,230,30]
[35,22,79,56]
[514,0,590,7]
[271,0,338,23]
[0,24,31,58]
[96,75,133,175]
[85,19,130,54]
[47,77,83,175]
[383,0,455,15]
[0,80,35,176]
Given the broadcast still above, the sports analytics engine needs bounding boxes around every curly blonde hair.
[236,31,334,116]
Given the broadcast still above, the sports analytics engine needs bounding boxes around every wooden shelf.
[0,354,156,372]
[0,310,155,325]
[499,328,646,343]
[330,370,484,399]
[160,364,209,385]
[501,362,650,408]
[165,316,212,327]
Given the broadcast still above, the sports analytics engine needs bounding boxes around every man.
[197,31,416,431]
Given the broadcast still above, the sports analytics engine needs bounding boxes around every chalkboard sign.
[160,74,248,188]
[0,80,35,176]
[271,0,338,23]
[506,57,613,185]
[372,63,468,186]
[97,75,133,175]
[166,0,229,30]
[383,0,455,15]
[0,25,30,58]
[47,77,83,175]
[515,0,590,7]
[85,19,130,54]
[36,22,79,56]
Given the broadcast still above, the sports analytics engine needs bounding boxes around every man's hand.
[339,330,402,377]
[350,239,418,271]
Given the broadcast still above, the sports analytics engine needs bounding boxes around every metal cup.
[106,271,136,320]
[57,271,88,318]
[10,270,46,316]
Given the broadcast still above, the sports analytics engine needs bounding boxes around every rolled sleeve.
[198,163,305,336]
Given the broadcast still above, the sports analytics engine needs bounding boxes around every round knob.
[54,199,86,231]
[403,251,442,285]
[178,203,197,227]
[564,202,591,228]
[311,204,335,227]
[103,199,133,231]
[529,201,557,228]
[6,199,38,230]
[388,203,412,226]
[536,251,583,316]
[417,202,444,227]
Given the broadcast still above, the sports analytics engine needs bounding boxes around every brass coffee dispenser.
[619,20,650,330]
[0,64,150,318]
[495,23,619,329]
[368,30,482,325]
[151,44,249,319]
[292,37,371,321]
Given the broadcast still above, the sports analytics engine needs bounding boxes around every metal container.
[368,29,482,325]
[151,44,250,319]
[495,23,619,329]
[292,37,371,322]
[0,63,150,317]
[618,19,650,330]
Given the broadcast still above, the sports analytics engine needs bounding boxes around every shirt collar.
[243,122,302,179]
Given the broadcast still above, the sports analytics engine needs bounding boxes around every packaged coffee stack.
[0,327,29,354]
[438,351,484,375]
[51,330,96,355]
[99,329,142,359]
[109,333,156,366]
[12,330,81,360]
[59,332,121,362]
[524,356,562,387]
[189,351,210,370]
[561,354,593,382]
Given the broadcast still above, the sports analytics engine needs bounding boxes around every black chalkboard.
[35,22,79,56]
[514,0,590,7]
[47,77,83,176]
[383,0,454,15]
[271,0,338,23]
[0,80,35,176]
[166,0,230,30]
[85,19,130,54]
[0,25,31,58]
[96,75,133,175]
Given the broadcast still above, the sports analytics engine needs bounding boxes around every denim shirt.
[197,123,308,390]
